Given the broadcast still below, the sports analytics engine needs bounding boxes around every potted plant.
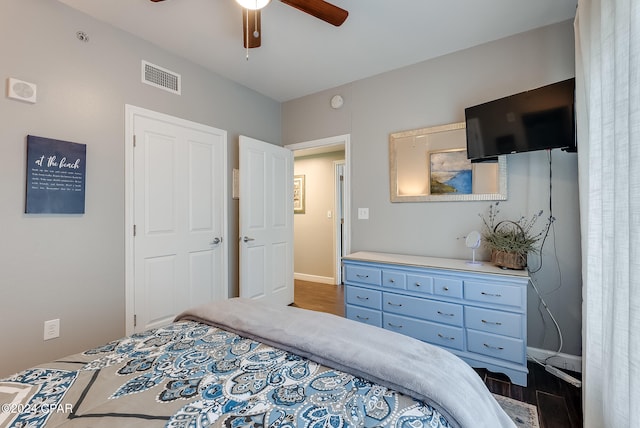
[479,202,552,270]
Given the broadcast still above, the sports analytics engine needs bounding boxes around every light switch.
[327,210,332,218]
[358,208,369,220]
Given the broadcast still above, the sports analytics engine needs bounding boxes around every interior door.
[239,135,294,306]
[130,108,227,332]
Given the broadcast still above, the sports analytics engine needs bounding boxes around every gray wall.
[283,20,582,357]
[0,0,281,377]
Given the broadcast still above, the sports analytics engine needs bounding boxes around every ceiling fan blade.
[242,8,262,49]
[280,0,348,26]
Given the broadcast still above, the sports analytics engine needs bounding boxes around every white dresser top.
[343,251,530,278]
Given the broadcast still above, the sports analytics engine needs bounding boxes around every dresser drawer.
[346,305,382,327]
[383,292,463,326]
[383,313,464,351]
[345,286,381,310]
[434,278,463,299]
[345,265,381,286]
[382,270,406,290]
[406,274,434,294]
[467,330,525,364]
[464,281,523,308]
[465,306,523,338]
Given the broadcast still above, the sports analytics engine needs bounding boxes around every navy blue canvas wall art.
[25,135,87,214]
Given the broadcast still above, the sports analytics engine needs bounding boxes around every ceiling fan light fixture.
[235,0,271,10]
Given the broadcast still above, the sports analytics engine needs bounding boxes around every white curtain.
[575,0,639,426]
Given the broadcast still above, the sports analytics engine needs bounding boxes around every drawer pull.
[388,278,395,283]
[387,322,403,328]
[437,311,455,317]
[356,295,369,300]
[481,291,502,297]
[483,343,505,350]
[387,302,403,307]
[356,315,370,320]
[356,274,369,279]
[437,333,455,341]
[481,319,503,326]
[443,286,449,291]
[414,282,422,287]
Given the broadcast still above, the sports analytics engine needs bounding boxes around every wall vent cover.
[141,60,181,95]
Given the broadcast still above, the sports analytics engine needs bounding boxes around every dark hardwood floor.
[293,279,583,428]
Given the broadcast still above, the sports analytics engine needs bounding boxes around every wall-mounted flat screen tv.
[465,78,576,162]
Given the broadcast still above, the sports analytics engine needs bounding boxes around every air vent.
[141,60,181,95]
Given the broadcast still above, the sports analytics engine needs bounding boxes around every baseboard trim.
[294,273,335,285]
[527,347,582,373]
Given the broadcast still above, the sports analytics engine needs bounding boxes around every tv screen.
[465,78,576,161]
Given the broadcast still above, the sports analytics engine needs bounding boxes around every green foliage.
[479,202,552,255]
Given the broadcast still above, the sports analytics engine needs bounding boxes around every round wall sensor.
[330,95,343,109]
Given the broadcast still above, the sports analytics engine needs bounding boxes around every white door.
[239,136,294,306]
[127,106,227,333]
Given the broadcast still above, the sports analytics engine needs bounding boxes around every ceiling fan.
[149,0,348,49]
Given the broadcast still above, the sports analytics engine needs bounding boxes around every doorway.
[285,135,351,286]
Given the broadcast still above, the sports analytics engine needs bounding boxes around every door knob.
[243,236,255,242]
[211,237,222,245]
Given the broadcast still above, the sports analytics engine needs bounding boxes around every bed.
[0,298,515,427]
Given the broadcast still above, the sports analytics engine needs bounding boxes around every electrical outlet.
[44,319,60,341]
[358,208,369,220]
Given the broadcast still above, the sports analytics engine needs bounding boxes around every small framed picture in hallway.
[293,174,305,214]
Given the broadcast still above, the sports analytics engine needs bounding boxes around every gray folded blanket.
[176,297,515,428]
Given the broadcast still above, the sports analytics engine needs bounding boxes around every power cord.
[527,273,563,359]
[528,150,555,275]
[524,150,581,387]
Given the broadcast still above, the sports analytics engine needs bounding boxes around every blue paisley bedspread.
[0,320,451,428]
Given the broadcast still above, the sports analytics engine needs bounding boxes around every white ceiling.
[58,0,577,102]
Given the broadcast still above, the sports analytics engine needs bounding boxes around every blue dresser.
[343,251,530,386]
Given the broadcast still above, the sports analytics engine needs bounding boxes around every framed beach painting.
[429,149,472,195]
